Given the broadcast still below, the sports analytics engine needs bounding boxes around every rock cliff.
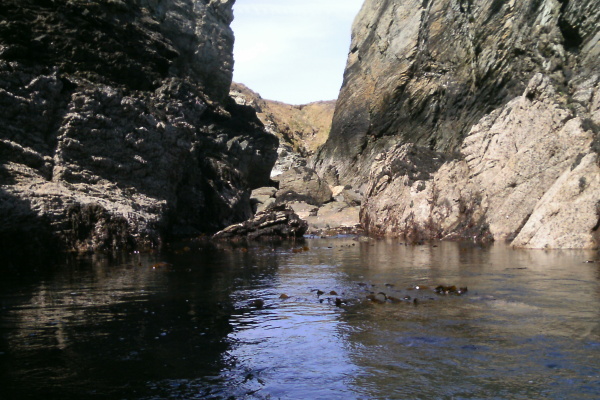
[314,0,600,248]
[0,0,278,255]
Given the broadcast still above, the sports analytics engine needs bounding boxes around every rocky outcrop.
[0,0,278,254]
[362,74,600,248]
[314,0,600,248]
[249,169,361,236]
[212,205,308,241]
[274,166,333,207]
[314,0,599,184]
[231,83,335,156]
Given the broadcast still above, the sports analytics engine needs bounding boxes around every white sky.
[231,0,365,105]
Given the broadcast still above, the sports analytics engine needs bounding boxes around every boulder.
[270,143,308,178]
[511,153,600,249]
[342,187,362,206]
[250,186,277,214]
[287,201,319,220]
[331,185,346,199]
[305,201,361,235]
[274,166,333,206]
[212,205,308,240]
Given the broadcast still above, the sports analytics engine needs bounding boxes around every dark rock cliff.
[313,0,600,248]
[0,0,278,255]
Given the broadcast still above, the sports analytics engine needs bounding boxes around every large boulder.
[274,166,333,206]
[250,186,277,213]
[305,201,361,235]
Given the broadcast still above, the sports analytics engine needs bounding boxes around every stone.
[331,185,346,199]
[250,186,277,214]
[341,187,362,206]
[270,143,307,178]
[212,205,308,240]
[512,153,600,249]
[287,201,319,220]
[305,202,361,235]
[251,187,278,198]
[274,166,333,206]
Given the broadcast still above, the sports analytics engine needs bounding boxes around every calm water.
[1,238,599,399]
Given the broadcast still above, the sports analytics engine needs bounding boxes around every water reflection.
[221,240,600,399]
[0,239,599,399]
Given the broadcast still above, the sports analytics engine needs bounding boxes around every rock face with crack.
[314,0,600,248]
[0,0,278,254]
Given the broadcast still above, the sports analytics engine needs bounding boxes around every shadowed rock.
[0,0,278,253]
[273,166,333,206]
[212,205,308,241]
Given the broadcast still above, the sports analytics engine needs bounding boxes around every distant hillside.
[230,83,336,156]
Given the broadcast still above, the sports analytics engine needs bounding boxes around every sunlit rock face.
[314,0,600,248]
[0,0,278,254]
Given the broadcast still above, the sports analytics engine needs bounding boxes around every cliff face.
[230,82,335,178]
[315,0,600,248]
[0,0,278,254]
[314,0,599,186]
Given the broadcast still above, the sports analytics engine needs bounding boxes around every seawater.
[1,238,599,399]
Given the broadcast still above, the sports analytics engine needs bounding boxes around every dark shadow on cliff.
[0,182,61,274]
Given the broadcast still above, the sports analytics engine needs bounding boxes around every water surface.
[1,238,599,399]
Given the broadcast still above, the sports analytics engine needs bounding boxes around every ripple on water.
[1,240,599,399]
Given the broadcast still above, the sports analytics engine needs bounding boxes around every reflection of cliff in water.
[0,245,283,399]
[1,240,599,399]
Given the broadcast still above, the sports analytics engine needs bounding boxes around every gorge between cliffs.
[1,0,600,257]
[1,2,600,400]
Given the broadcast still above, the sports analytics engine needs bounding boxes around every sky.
[231,0,365,105]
